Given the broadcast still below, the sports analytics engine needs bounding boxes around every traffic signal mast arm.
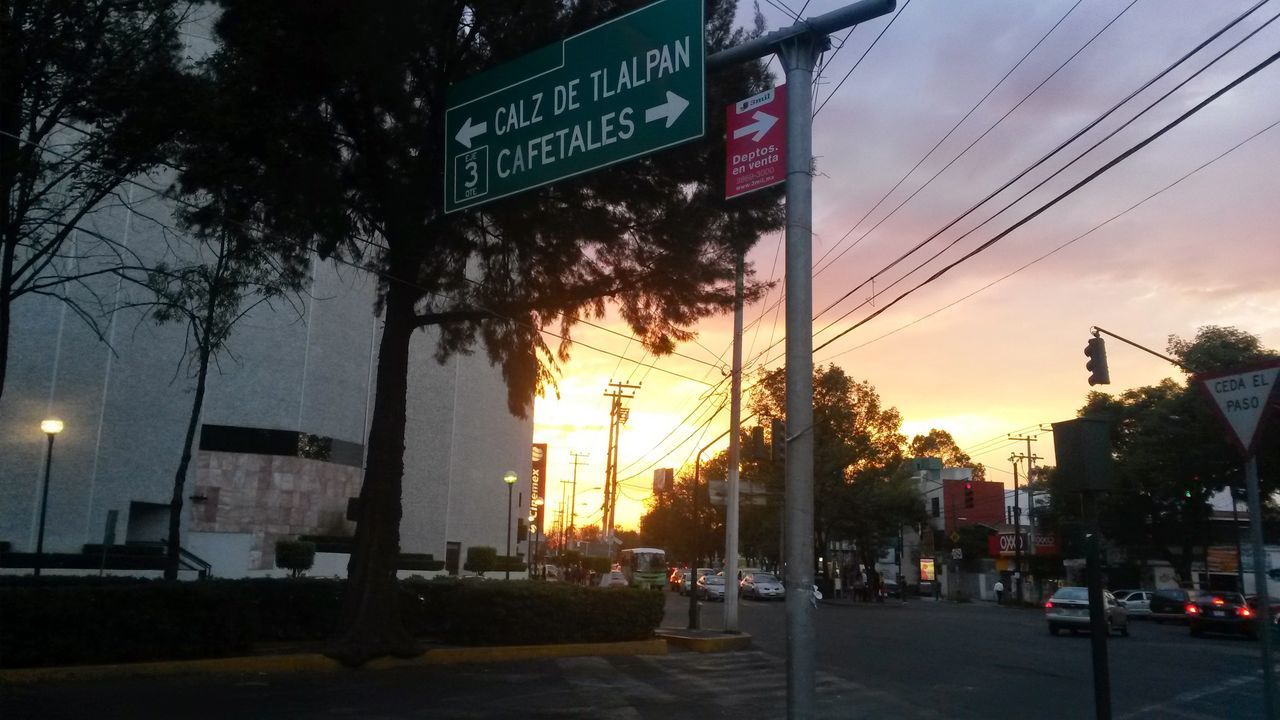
[1090,325,1199,374]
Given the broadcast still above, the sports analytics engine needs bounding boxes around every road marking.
[1117,673,1259,719]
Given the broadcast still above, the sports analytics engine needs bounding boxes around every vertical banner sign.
[725,84,787,199]
[444,0,705,213]
[531,443,548,533]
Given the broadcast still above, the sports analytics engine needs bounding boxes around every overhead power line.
[812,47,1280,355]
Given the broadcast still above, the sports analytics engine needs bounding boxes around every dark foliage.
[275,540,317,577]
[1,578,662,667]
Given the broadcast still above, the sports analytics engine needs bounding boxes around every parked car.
[1149,588,1200,623]
[741,572,786,600]
[668,567,686,591]
[682,567,715,596]
[1113,590,1152,617]
[598,571,628,588]
[1245,595,1280,634]
[697,574,727,601]
[1045,587,1129,637]
[882,576,901,599]
[1189,592,1257,639]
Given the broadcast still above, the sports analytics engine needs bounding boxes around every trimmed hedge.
[0,581,256,668]
[406,579,662,645]
[1,577,663,667]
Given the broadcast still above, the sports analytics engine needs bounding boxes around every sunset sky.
[532,0,1280,534]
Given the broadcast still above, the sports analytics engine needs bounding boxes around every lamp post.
[504,471,517,580]
[34,419,64,578]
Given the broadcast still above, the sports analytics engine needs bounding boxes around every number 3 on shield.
[464,158,479,189]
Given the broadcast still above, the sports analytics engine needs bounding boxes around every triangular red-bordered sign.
[1196,360,1280,456]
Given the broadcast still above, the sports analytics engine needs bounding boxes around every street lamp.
[503,471,517,580]
[34,418,64,578]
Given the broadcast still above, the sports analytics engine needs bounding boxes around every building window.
[199,424,364,467]
[931,497,940,518]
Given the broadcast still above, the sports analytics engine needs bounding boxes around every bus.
[618,547,667,589]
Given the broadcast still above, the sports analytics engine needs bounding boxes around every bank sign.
[444,0,704,213]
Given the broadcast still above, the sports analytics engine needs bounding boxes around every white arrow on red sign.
[725,84,786,200]
[1198,361,1280,455]
[732,110,778,143]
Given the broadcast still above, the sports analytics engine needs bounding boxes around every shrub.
[0,577,666,667]
[404,579,663,646]
[275,540,317,577]
[0,581,255,668]
[463,546,497,575]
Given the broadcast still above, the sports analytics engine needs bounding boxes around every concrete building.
[0,185,534,578]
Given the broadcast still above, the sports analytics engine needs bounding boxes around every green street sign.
[444,0,704,213]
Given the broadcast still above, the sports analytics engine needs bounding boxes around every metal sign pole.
[778,34,821,720]
[1244,455,1276,719]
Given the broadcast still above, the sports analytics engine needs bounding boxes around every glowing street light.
[33,418,65,578]
[504,471,518,580]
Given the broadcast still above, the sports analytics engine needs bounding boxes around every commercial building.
[0,188,534,578]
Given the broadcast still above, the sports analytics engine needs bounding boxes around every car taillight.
[1186,604,1200,614]
[1240,607,1254,617]
[1213,597,1226,606]
[1044,600,1054,609]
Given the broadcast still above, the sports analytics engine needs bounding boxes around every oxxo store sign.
[444,0,704,212]
[988,532,1059,556]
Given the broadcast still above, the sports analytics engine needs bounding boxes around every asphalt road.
[2,590,1273,719]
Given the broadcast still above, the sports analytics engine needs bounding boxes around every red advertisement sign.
[725,84,786,199]
[531,443,547,533]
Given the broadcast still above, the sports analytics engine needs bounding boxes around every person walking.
[993,579,1005,605]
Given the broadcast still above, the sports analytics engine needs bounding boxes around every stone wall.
[191,450,360,570]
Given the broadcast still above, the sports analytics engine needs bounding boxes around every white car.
[1114,590,1152,617]
[741,572,786,600]
[697,574,727,601]
[598,571,628,588]
[1046,587,1129,637]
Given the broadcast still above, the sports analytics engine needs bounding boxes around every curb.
[0,638,668,685]
[655,629,752,653]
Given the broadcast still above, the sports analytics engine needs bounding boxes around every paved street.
[3,590,1273,719]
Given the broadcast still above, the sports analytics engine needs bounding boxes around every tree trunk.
[165,343,211,580]
[0,237,14,403]
[328,281,419,666]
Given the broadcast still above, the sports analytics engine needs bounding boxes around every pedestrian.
[994,579,1005,605]
[933,579,942,600]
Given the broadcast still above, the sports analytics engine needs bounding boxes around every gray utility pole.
[706,2,896,715]
[1010,435,1041,604]
[568,451,588,541]
[1008,454,1024,604]
[724,251,745,633]
[601,382,637,544]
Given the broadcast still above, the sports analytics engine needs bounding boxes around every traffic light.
[771,418,786,464]
[749,426,766,460]
[964,482,975,509]
[1084,336,1110,386]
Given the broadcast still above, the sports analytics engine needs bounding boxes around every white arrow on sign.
[455,117,487,149]
[644,91,689,128]
[1201,365,1280,453]
[732,110,778,143]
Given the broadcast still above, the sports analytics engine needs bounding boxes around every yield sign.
[1198,361,1280,455]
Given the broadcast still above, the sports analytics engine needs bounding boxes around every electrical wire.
[811,0,1085,277]
[816,113,1280,362]
[813,0,1143,320]
[812,0,913,117]
[812,47,1280,355]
